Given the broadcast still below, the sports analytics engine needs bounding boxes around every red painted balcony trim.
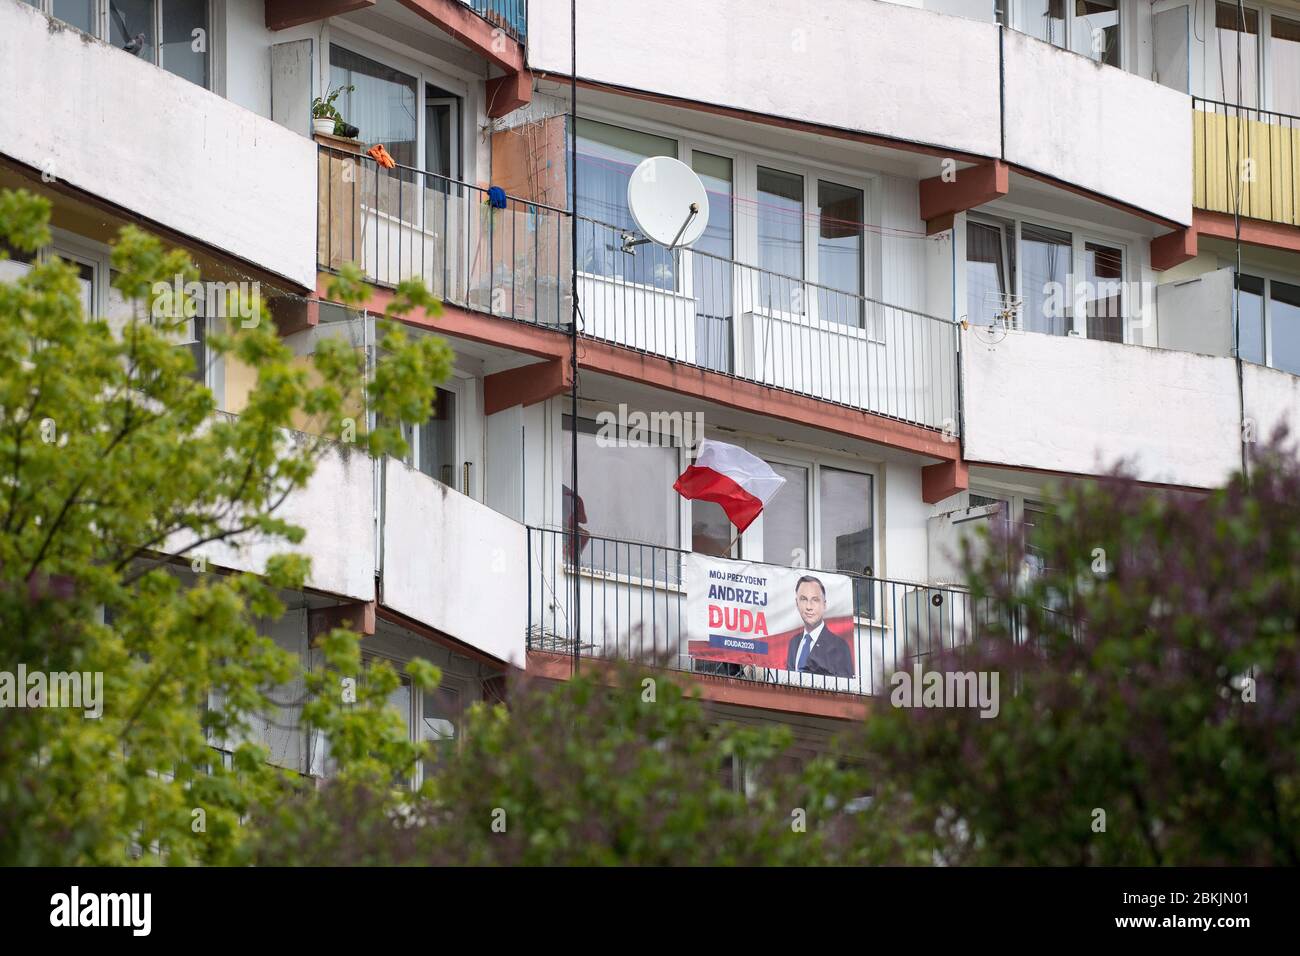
[1193,209,1300,255]
[484,359,572,415]
[265,0,376,31]
[395,0,526,74]
[323,275,963,465]
[526,650,870,722]
[919,161,1009,236]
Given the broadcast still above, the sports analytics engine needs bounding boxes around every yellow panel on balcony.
[1194,109,1300,227]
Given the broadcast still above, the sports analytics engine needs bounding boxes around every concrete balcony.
[382,459,528,667]
[526,526,982,703]
[171,433,379,603]
[318,144,961,438]
[527,0,1191,226]
[0,1,317,289]
[961,329,1300,488]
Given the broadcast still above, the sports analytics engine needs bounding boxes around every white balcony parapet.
[382,460,528,668]
[527,0,1192,226]
[0,2,317,289]
[961,331,1300,488]
[169,433,379,603]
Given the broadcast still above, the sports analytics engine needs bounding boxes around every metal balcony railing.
[1193,97,1300,228]
[465,0,526,41]
[317,144,571,329]
[574,218,961,432]
[317,145,961,434]
[526,526,998,698]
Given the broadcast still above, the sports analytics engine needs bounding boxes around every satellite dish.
[625,156,710,251]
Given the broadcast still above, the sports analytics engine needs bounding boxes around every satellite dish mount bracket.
[621,202,700,254]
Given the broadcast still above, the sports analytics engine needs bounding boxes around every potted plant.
[311,84,354,137]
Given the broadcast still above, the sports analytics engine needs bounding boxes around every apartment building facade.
[3,0,1299,766]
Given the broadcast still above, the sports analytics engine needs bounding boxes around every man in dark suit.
[785,575,854,678]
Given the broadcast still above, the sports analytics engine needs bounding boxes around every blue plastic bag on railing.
[488,186,508,209]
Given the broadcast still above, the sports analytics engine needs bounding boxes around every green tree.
[251,664,936,866]
[0,188,452,864]
[857,443,1300,865]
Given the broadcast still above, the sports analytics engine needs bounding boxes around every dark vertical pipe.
[569,0,581,673]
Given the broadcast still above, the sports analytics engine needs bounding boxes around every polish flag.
[673,439,785,533]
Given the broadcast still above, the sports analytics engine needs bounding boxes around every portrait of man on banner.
[683,555,856,681]
[785,574,854,678]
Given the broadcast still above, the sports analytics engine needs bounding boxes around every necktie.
[797,633,811,670]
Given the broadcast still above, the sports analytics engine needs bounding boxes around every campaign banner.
[684,554,857,679]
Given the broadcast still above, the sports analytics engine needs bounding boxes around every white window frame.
[974,206,1132,342]
[1209,1,1265,108]
[400,369,480,498]
[573,104,876,321]
[1235,269,1300,372]
[731,439,881,589]
[557,399,686,558]
[48,229,109,319]
[965,213,1017,326]
[1265,8,1300,115]
[328,23,472,185]
[1008,0,1129,70]
[29,0,215,90]
[309,648,465,789]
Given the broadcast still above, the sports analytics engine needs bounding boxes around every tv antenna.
[622,156,710,253]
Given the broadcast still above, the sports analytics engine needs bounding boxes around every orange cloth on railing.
[367,144,396,169]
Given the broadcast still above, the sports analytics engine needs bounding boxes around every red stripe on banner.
[673,465,765,532]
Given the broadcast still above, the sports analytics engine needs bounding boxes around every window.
[757,166,805,313]
[1238,274,1266,364]
[32,1,210,87]
[1235,273,1300,375]
[419,685,460,778]
[574,119,679,290]
[1024,0,1066,47]
[330,45,419,169]
[1272,16,1300,115]
[48,244,98,319]
[1214,3,1260,108]
[54,0,96,34]
[1020,223,1073,336]
[692,151,734,373]
[0,242,35,284]
[159,0,207,86]
[425,84,460,181]
[966,219,1014,326]
[562,415,680,576]
[691,500,733,558]
[1023,502,1057,577]
[1270,279,1300,375]
[819,466,874,615]
[1071,1,1120,67]
[404,386,457,486]
[972,215,1127,341]
[762,462,808,568]
[816,179,865,327]
[1020,1,1120,67]
[1083,241,1124,343]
